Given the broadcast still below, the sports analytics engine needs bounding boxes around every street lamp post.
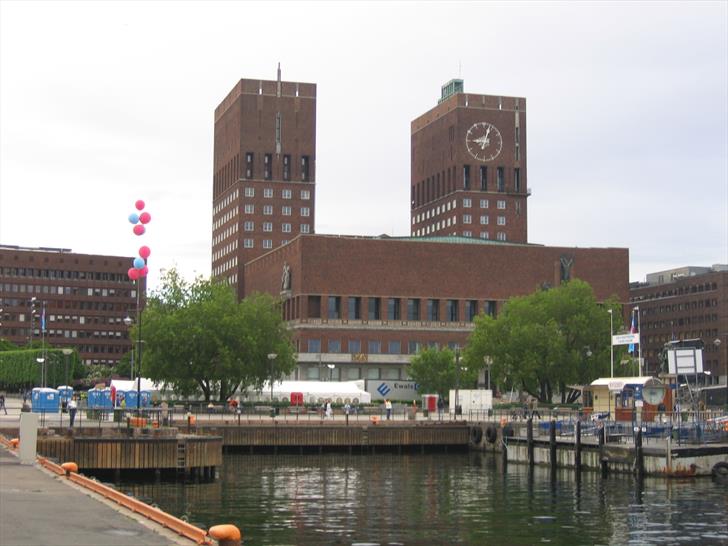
[61,348,73,387]
[714,336,728,407]
[267,353,277,403]
[455,347,461,418]
[36,357,45,388]
[123,316,134,381]
[123,311,142,414]
[483,356,492,391]
[608,308,614,378]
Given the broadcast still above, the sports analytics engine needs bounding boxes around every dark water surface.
[123,453,728,545]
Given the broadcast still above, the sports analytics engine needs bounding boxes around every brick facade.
[0,245,141,366]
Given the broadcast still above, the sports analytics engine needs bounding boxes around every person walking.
[385,399,392,420]
[325,400,333,419]
[0,393,6,415]
[437,396,444,420]
[68,396,78,427]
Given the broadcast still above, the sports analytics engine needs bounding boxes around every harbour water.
[123,453,728,545]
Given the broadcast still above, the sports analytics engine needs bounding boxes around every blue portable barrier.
[31,388,60,413]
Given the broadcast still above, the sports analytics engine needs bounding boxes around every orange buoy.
[208,524,242,546]
[61,462,79,476]
[370,415,380,425]
[9,438,19,448]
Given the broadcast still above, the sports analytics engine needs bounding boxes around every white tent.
[110,378,159,392]
[248,380,371,404]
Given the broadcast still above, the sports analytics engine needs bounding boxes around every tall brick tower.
[211,66,316,297]
[410,79,529,243]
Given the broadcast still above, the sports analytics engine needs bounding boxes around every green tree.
[407,346,479,399]
[139,269,295,402]
[464,280,626,403]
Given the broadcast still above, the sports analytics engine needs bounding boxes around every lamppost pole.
[455,346,461,419]
[136,280,142,414]
[608,308,614,378]
[267,353,277,403]
[62,348,73,387]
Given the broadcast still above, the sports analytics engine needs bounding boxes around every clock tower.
[410,80,529,243]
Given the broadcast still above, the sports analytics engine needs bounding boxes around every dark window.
[368,340,381,354]
[387,298,401,320]
[427,299,439,321]
[307,295,321,319]
[301,155,310,182]
[446,299,459,322]
[407,299,420,321]
[480,166,487,191]
[348,296,362,320]
[463,165,471,190]
[328,339,341,353]
[368,298,381,320]
[283,155,291,181]
[307,339,321,352]
[514,168,521,193]
[465,300,478,321]
[264,154,272,180]
[485,300,497,317]
[245,152,253,179]
[388,341,401,354]
[327,296,341,319]
[349,339,361,353]
[497,167,505,192]
[408,340,421,354]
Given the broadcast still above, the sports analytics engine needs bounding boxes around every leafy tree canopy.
[463,280,627,403]
[407,346,479,399]
[138,269,295,402]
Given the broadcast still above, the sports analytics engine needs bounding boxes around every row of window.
[307,296,497,322]
[413,197,507,225]
[640,299,719,317]
[244,205,310,216]
[303,365,403,382]
[0,297,133,314]
[213,189,239,215]
[631,281,719,303]
[244,152,311,182]
[243,222,310,234]
[412,166,522,208]
[1,284,134,298]
[0,267,130,283]
[4,327,127,341]
[244,187,311,200]
[213,225,238,248]
[643,314,720,331]
[15,313,127,325]
[303,338,464,355]
[212,255,238,277]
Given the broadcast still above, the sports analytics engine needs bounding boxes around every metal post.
[608,309,614,378]
[455,347,460,419]
[635,306,642,376]
[136,279,142,414]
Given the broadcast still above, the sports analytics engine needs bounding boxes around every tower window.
[497,167,505,192]
[301,156,310,182]
[480,166,487,191]
[264,154,272,180]
[283,155,291,181]
[463,165,471,190]
[245,153,253,179]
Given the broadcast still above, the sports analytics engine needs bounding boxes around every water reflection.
[124,453,728,545]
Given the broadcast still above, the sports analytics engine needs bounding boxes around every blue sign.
[377,383,392,396]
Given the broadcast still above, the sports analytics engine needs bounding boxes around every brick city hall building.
[212,73,629,382]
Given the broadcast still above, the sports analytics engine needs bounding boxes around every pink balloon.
[133,224,145,236]
[140,265,149,277]
[139,246,151,259]
[135,199,145,211]
[139,212,151,224]
[128,268,140,281]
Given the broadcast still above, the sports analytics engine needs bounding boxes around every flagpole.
[608,309,614,378]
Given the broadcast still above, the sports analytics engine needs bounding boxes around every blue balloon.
[128,213,140,224]
[133,257,145,269]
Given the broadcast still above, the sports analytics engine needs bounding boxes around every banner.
[612,333,640,346]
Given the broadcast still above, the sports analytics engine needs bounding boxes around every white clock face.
[466,122,503,162]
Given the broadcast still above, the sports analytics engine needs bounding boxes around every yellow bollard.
[208,524,242,546]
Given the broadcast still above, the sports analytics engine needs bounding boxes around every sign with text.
[366,380,419,401]
[612,333,640,346]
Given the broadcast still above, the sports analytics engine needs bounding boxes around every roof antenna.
[277,62,282,97]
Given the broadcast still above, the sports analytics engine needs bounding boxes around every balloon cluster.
[127,200,151,281]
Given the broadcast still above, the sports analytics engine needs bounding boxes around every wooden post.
[549,420,557,470]
[598,425,608,477]
[575,420,582,473]
[527,418,534,466]
[635,428,644,480]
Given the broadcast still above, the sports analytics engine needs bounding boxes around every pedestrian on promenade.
[385,399,392,420]
[0,393,6,415]
[437,396,444,420]
[325,400,333,419]
[68,396,78,427]
[530,398,541,420]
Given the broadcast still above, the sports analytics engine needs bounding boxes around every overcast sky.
[1,1,726,290]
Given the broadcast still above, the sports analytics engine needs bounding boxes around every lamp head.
[123,316,132,327]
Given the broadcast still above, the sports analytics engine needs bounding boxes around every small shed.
[583,376,671,422]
